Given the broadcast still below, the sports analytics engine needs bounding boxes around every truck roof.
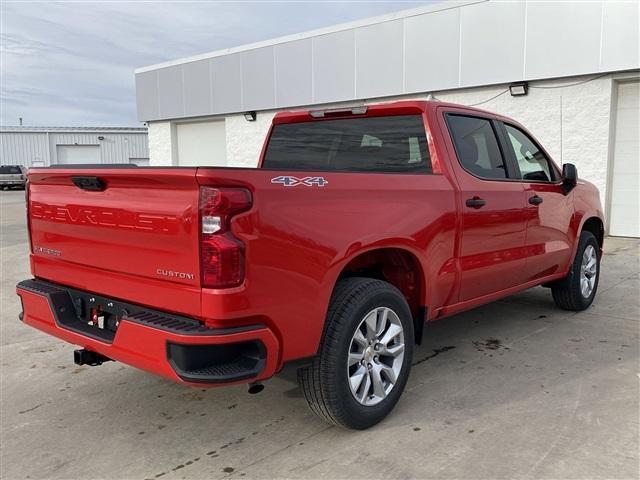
[272,100,513,125]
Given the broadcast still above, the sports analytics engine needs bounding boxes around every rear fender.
[319,240,428,344]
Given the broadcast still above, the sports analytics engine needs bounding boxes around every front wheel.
[298,277,414,429]
[551,231,600,311]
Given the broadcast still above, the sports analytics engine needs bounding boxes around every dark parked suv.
[0,165,27,190]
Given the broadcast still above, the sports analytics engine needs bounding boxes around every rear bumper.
[0,180,25,187]
[16,279,280,385]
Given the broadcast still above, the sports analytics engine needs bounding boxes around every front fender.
[570,180,605,259]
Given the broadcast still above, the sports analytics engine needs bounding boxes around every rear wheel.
[298,277,414,429]
[551,231,600,310]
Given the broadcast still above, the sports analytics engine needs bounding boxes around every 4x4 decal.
[271,176,328,187]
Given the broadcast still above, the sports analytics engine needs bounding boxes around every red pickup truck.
[17,100,604,429]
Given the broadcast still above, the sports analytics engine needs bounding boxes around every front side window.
[446,114,507,180]
[263,115,431,173]
[504,125,554,182]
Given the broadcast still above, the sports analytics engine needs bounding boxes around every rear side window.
[0,166,22,174]
[446,115,507,180]
[263,115,431,173]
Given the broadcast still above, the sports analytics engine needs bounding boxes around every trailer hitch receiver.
[74,349,112,366]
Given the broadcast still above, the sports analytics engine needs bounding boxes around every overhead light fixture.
[244,111,257,122]
[509,82,528,97]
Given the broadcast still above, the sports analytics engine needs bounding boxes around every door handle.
[528,195,543,206]
[465,196,486,209]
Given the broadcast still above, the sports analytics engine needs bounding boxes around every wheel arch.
[332,246,427,344]
[581,216,605,251]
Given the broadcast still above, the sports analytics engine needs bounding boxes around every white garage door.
[609,81,640,238]
[176,120,226,167]
[56,145,100,165]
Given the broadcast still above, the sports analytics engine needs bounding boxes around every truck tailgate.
[27,168,201,315]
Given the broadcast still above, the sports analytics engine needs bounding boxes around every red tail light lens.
[199,187,252,288]
[25,179,33,251]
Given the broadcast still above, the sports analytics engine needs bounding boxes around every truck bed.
[25,165,456,362]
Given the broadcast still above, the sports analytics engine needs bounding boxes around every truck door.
[442,112,528,302]
[498,122,574,282]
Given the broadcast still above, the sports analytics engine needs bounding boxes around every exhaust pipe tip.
[247,382,264,395]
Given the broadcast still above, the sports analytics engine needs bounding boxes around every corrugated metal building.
[0,126,149,167]
[134,0,639,237]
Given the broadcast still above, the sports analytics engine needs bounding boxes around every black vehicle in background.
[0,165,27,190]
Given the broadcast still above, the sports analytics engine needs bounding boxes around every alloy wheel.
[347,307,405,406]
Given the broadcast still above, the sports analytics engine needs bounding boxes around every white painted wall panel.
[241,47,275,111]
[275,39,313,107]
[312,30,355,103]
[460,1,525,87]
[600,1,640,72]
[211,54,243,114]
[135,71,159,120]
[183,60,212,117]
[525,1,602,79]
[355,20,404,98]
[405,7,460,92]
[157,65,184,119]
[136,1,639,123]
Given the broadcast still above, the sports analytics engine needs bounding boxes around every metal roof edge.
[0,126,148,133]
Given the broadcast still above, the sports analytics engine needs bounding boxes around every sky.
[1,1,434,127]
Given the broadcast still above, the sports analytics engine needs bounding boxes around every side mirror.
[562,163,577,193]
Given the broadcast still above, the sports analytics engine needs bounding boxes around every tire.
[551,231,600,311]
[298,277,414,429]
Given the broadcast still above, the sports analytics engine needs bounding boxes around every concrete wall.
[147,122,174,167]
[148,72,636,208]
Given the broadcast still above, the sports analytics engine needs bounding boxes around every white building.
[0,126,149,167]
[135,0,639,237]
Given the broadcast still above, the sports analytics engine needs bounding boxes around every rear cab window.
[445,114,508,180]
[0,166,22,174]
[263,115,432,173]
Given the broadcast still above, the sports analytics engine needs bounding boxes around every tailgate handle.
[72,176,105,191]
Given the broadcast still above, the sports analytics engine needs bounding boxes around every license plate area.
[47,289,131,343]
[18,278,210,344]
[71,292,129,337]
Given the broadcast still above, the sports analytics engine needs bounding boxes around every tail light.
[199,187,252,288]
[25,178,33,251]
